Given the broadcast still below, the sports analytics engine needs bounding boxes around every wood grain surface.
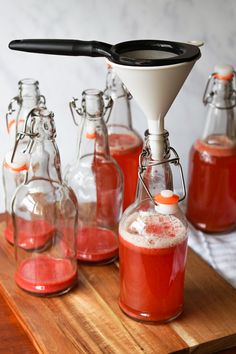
[0,293,38,354]
[0,219,236,354]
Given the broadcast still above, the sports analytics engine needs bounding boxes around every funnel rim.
[106,58,198,71]
[109,39,201,67]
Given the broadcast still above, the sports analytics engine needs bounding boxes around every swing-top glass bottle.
[3,78,45,244]
[186,64,236,233]
[104,65,143,210]
[118,127,188,322]
[12,107,78,296]
[65,88,123,264]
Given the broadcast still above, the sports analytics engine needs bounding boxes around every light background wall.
[0,0,235,211]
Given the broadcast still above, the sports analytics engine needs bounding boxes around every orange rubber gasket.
[4,161,28,172]
[8,118,25,131]
[86,132,96,139]
[214,73,234,81]
[154,193,179,205]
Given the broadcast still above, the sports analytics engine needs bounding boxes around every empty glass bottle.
[3,78,46,244]
[186,64,236,233]
[104,66,143,210]
[65,89,123,264]
[12,107,78,296]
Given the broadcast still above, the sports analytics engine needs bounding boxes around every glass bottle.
[65,89,123,264]
[12,107,78,296]
[119,189,188,322]
[186,64,236,233]
[118,128,188,322]
[104,66,143,210]
[3,78,46,244]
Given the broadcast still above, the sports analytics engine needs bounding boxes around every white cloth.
[188,224,236,288]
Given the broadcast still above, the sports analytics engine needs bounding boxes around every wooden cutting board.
[0,220,236,354]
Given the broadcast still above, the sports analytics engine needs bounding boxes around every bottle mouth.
[82,89,105,118]
[19,78,39,86]
[18,78,40,98]
[83,88,103,97]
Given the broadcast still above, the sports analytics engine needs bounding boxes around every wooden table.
[0,214,236,354]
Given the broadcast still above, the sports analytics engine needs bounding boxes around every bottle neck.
[25,110,62,183]
[18,79,41,108]
[203,77,236,141]
[26,138,62,183]
[77,116,110,162]
[105,69,133,130]
[145,130,171,161]
[135,130,173,202]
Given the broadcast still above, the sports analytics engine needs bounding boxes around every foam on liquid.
[120,211,187,249]
[108,132,142,153]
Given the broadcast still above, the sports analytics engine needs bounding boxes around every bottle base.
[77,254,118,265]
[118,299,183,323]
[77,227,118,264]
[15,256,78,297]
[16,279,78,297]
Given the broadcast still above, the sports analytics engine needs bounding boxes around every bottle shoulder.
[191,137,236,157]
[119,199,188,250]
[66,155,123,187]
[13,178,70,198]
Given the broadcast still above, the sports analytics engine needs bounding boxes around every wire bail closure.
[203,71,236,109]
[69,92,113,126]
[6,96,19,133]
[138,146,186,206]
[10,106,52,164]
[6,95,46,134]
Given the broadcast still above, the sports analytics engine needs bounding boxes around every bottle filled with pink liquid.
[12,107,78,296]
[118,129,188,322]
[104,66,143,210]
[65,89,123,264]
[3,78,46,244]
[119,189,188,322]
[186,64,236,233]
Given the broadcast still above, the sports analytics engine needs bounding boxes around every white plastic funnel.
[109,60,196,136]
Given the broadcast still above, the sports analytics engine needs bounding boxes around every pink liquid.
[77,227,118,262]
[15,255,77,295]
[109,133,143,210]
[186,136,236,233]
[119,213,187,322]
[94,156,123,227]
[4,216,55,250]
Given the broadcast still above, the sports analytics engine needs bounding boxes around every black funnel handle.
[9,39,113,59]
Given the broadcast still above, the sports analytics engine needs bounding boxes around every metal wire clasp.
[5,96,20,133]
[10,107,39,164]
[203,71,236,109]
[69,93,113,125]
[6,94,46,134]
[138,146,186,206]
